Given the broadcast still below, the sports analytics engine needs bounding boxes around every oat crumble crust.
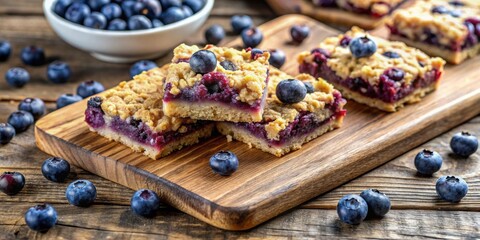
[166,44,270,106]
[297,27,445,86]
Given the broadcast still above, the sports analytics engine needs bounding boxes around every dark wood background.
[0,0,479,238]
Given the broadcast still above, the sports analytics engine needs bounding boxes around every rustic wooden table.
[0,0,479,239]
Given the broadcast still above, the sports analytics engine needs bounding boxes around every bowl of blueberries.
[43,0,214,63]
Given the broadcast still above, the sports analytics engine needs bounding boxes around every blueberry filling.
[85,97,105,129]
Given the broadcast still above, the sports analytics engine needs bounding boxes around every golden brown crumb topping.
[336,0,405,16]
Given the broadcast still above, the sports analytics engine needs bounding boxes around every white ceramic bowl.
[43,0,214,63]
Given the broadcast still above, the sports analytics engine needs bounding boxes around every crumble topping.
[166,44,270,105]
[297,27,445,86]
[314,0,405,16]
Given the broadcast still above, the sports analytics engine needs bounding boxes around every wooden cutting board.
[35,15,480,230]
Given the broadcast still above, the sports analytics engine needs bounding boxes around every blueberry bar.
[298,27,445,112]
[388,0,480,64]
[163,44,270,123]
[85,68,214,160]
[216,68,347,157]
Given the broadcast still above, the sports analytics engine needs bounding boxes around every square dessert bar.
[163,44,270,123]
[216,68,347,157]
[298,27,446,112]
[388,0,480,64]
[85,68,214,160]
[310,0,409,29]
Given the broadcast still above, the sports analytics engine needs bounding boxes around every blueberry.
[47,61,72,84]
[5,67,30,88]
[0,123,15,144]
[56,94,83,109]
[0,172,25,195]
[53,0,74,17]
[65,179,97,207]
[337,194,368,225]
[189,50,217,74]
[18,98,46,120]
[360,189,391,217]
[304,82,314,94]
[130,189,160,217]
[101,3,122,21]
[383,51,400,59]
[83,12,108,29]
[134,0,162,19]
[159,0,181,9]
[276,79,307,104]
[121,1,137,18]
[77,80,105,98]
[414,149,443,175]
[7,111,34,133]
[0,40,11,61]
[128,15,153,30]
[42,157,71,183]
[431,5,449,14]
[313,0,336,6]
[130,60,158,78]
[21,46,46,66]
[450,131,478,158]
[384,68,405,81]
[25,204,57,232]
[108,18,127,30]
[290,25,310,44]
[339,36,352,47]
[183,0,205,13]
[231,15,253,34]
[205,24,225,45]
[161,7,185,24]
[181,5,193,17]
[65,2,91,24]
[241,27,263,48]
[88,0,110,11]
[449,1,465,6]
[209,151,239,176]
[450,9,462,18]
[220,60,237,71]
[268,49,286,69]
[152,19,164,28]
[436,176,468,202]
[350,36,377,58]
[250,48,264,59]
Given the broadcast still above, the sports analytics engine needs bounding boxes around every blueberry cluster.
[337,189,391,225]
[203,15,263,48]
[53,0,205,31]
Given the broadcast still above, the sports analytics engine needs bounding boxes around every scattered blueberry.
[0,123,15,144]
[205,24,225,45]
[18,98,46,120]
[25,204,57,232]
[130,189,160,217]
[130,60,158,78]
[350,36,377,58]
[88,0,110,11]
[128,15,153,30]
[304,82,314,93]
[360,189,391,217]
[5,67,30,88]
[241,27,263,48]
[65,2,91,24]
[276,79,307,104]
[450,131,478,158]
[77,80,105,98]
[152,19,164,28]
[159,0,182,9]
[0,172,25,195]
[181,5,193,17]
[220,60,237,71]
[65,179,97,207]
[337,194,368,225]
[0,40,11,61]
[383,51,400,59]
[56,94,83,109]
[121,0,137,18]
[209,151,239,176]
[100,3,122,20]
[21,46,45,66]
[268,49,286,69]
[436,176,468,202]
[108,18,127,30]
[290,25,310,44]
[161,7,185,24]
[384,68,405,81]
[42,157,71,183]
[231,15,253,34]
[53,0,74,17]
[47,61,72,84]
[183,0,205,13]
[189,50,217,74]
[7,111,34,133]
[134,0,162,19]
[414,149,443,175]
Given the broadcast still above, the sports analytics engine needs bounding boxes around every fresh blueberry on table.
[159,0,182,9]
[65,179,97,207]
[152,19,164,28]
[101,3,122,20]
[450,132,478,158]
[337,194,368,225]
[56,94,83,109]
[0,172,25,195]
[436,176,468,202]
[131,189,160,217]
[241,27,263,48]
[383,51,400,59]
[18,98,46,120]
[183,0,205,13]
[0,40,11,61]
[209,151,239,176]
[205,24,225,45]
[304,82,314,94]
[83,12,108,29]
[128,15,153,30]
[47,61,72,84]
[7,111,34,133]
[134,0,162,20]
[121,1,137,18]
[161,7,185,24]
[21,46,46,66]
[268,49,286,69]
[231,15,253,34]
[276,79,307,104]
[25,204,58,232]
[108,18,127,30]
[88,0,110,11]
[42,157,71,183]
[65,2,91,24]
[181,5,193,17]
[53,0,74,17]
[5,67,30,88]
[414,149,443,175]
[220,60,237,71]
[130,60,158,78]
[77,80,105,98]
[189,50,217,74]
[290,25,310,44]
[360,189,391,217]
[350,36,377,58]
[0,123,15,144]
